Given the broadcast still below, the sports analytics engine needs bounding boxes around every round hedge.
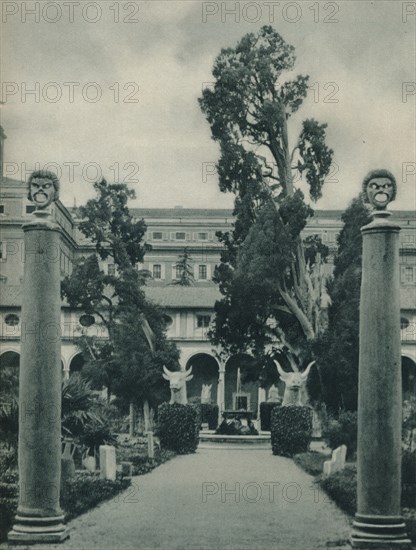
[271,406,313,457]
[157,403,199,454]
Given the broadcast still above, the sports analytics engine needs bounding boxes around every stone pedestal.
[351,213,411,548]
[8,220,69,543]
[99,445,116,481]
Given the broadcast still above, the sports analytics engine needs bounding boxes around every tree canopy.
[62,179,179,408]
[199,26,333,371]
[311,196,372,412]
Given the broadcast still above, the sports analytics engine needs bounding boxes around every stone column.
[351,210,410,548]
[9,217,69,543]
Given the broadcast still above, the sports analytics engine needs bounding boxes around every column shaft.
[9,224,69,543]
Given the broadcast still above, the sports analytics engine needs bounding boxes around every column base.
[351,514,412,548]
[8,514,69,544]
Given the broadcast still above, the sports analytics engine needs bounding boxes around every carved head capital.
[362,169,396,210]
[27,170,60,210]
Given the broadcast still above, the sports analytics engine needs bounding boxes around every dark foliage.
[271,406,312,456]
[322,411,357,460]
[200,403,219,430]
[311,197,372,411]
[260,402,280,431]
[157,403,199,454]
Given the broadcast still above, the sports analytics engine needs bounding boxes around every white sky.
[1,0,415,211]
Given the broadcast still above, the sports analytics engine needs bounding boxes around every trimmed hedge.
[260,402,280,431]
[200,403,219,430]
[157,403,199,454]
[271,406,312,457]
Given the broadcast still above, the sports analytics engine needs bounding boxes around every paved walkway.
[15,447,352,550]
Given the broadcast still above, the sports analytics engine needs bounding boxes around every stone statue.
[162,366,193,405]
[274,359,315,406]
[267,384,281,403]
[27,170,60,211]
[201,383,212,404]
[362,169,396,211]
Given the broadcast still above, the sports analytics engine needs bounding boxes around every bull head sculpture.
[162,366,193,405]
[274,359,315,407]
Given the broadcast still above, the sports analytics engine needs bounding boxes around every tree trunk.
[129,402,135,436]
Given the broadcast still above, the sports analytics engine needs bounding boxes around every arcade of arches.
[1,350,415,415]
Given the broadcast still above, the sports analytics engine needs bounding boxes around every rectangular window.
[197,315,211,328]
[401,265,416,284]
[108,264,116,276]
[153,264,162,279]
[405,267,414,283]
[0,242,5,261]
[175,265,183,279]
[175,232,186,240]
[198,265,207,280]
[26,205,36,214]
[0,205,4,214]
[198,232,208,241]
[152,232,163,240]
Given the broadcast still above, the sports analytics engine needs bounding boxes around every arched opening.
[225,354,258,414]
[402,356,416,400]
[69,353,85,375]
[0,351,20,401]
[185,353,219,403]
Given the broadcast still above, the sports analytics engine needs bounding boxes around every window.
[0,242,6,261]
[152,232,163,240]
[175,265,183,279]
[198,265,207,280]
[0,205,4,214]
[401,266,416,284]
[26,205,36,214]
[5,314,19,326]
[79,314,95,327]
[107,264,115,276]
[198,232,208,241]
[197,315,211,328]
[175,232,186,241]
[153,264,162,279]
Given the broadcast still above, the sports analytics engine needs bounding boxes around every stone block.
[323,444,347,476]
[147,431,155,459]
[99,445,116,481]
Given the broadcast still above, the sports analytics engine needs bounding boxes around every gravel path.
[7,446,352,550]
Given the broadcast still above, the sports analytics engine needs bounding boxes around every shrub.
[271,406,312,457]
[293,451,328,476]
[260,402,279,431]
[200,403,219,430]
[323,411,357,460]
[157,403,199,454]
[319,466,357,516]
[0,471,130,543]
[402,449,416,508]
[60,471,130,521]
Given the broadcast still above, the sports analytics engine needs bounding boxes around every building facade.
[1,176,415,415]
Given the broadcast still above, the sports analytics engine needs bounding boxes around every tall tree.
[311,196,372,412]
[199,26,333,367]
[171,247,194,286]
[62,179,178,419]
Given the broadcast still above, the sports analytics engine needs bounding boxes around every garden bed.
[294,452,416,544]
[0,471,130,543]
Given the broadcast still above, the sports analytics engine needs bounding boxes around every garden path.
[19,446,351,550]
